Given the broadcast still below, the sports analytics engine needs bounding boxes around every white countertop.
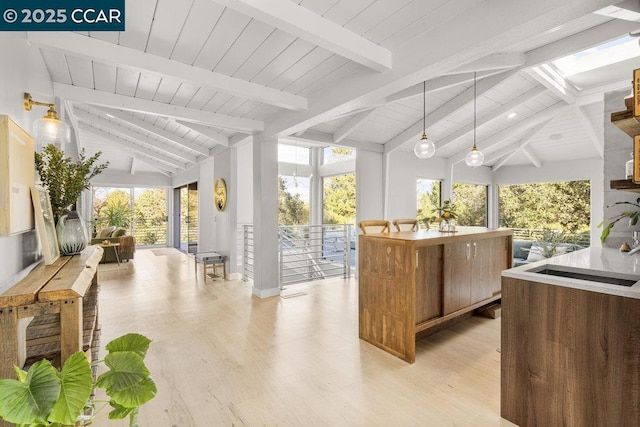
[502,247,640,299]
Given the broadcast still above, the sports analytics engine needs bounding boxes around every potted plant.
[432,199,458,231]
[0,333,156,426]
[599,197,640,243]
[35,144,109,254]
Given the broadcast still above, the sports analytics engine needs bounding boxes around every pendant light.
[465,72,484,168]
[414,81,435,159]
[23,93,71,145]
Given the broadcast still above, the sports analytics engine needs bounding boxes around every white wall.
[91,171,171,187]
[356,150,384,223]
[384,150,493,221]
[236,141,253,225]
[198,157,216,252]
[0,35,53,291]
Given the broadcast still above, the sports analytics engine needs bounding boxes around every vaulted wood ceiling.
[27,0,640,176]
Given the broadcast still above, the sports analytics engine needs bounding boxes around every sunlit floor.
[94,248,513,426]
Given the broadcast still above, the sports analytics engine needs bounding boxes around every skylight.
[552,35,639,77]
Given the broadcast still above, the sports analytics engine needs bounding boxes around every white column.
[310,147,322,226]
[355,149,384,223]
[252,132,280,297]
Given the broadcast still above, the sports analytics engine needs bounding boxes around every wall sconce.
[23,92,71,144]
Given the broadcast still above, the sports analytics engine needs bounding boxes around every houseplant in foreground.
[599,197,640,243]
[0,333,156,426]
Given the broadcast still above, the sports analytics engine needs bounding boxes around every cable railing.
[242,224,254,282]
[93,218,169,246]
[511,228,590,247]
[278,224,352,287]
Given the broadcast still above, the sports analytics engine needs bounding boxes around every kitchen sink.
[526,265,639,287]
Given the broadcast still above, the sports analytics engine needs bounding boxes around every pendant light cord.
[473,72,477,149]
[423,81,426,134]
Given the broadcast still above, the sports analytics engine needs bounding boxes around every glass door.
[174,182,198,254]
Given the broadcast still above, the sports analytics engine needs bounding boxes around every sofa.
[91,226,136,263]
[512,239,583,267]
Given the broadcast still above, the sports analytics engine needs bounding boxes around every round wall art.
[214,178,227,211]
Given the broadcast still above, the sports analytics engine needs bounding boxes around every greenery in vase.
[35,144,109,218]
[432,199,457,222]
[599,197,640,243]
[0,333,156,426]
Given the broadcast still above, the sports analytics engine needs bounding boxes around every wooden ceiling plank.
[450,103,569,164]
[267,3,632,138]
[333,109,376,143]
[171,1,225,65]
[283,129,383,153]
[145,1,193,58]
[492,121,547,170]
[29,32,307,111]
[177,121,230,147]
[209,0,392,72]
[78,123,180,175]
[574,106,604,159]
[448,53,526,74]
[521,147,542,167]
[384,71,518,153]
[76,110,196,165]
[436,86,547,151]
[94,107,211,156]
[76,109,198,164]
[54,83,264,132]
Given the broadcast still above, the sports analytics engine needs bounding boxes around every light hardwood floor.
[94,249,514,426]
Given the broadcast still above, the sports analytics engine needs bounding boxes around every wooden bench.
[0,245,103,379]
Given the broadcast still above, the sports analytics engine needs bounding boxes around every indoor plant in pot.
[35,143,109,254]
[599,197,640,243]
[0,333,156,426]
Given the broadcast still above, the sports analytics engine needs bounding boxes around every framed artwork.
[214,178,227,212]
[31,185,60,265]
[0,115,35,235]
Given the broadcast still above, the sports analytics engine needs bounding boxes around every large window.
[278,175,310,225]
[499,180,590,238]
[453,183,487,226]
[278,143,310,164]
[92,187,168,245]
[416,179,441,228]
[323,173,356,224]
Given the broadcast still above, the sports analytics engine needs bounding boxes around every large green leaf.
[0,360,60,424]
[106,376,157,408]
[106,334,152,358]
[107,400,135,420]
[48,352,93,425]
[96,351,150,392]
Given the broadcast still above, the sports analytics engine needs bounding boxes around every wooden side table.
[99,242,121,265]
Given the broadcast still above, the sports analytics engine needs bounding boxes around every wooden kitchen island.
[358,227,512,363]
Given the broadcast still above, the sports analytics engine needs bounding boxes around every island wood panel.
[475,236,511,300]
[502,277,640,426]
[415,245,443,323]
[358,238,414,362]
[443,241,472,315]
[359,227,512,363]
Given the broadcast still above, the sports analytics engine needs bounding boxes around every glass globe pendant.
[414,81,435,159]
[465,145,485,167]
[414,133,435,159]
[464,72,484,168]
